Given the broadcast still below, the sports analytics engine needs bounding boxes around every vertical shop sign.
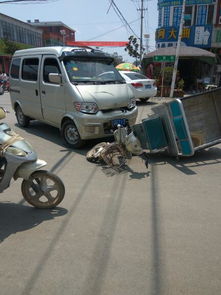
[194,26,211,46]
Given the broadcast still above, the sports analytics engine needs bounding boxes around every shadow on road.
[100,164,150,179]
[14,121,221,176]
[15,121,62,145]
[0,202,68,243]
[136,100,158,107]
[149,146,221,175]
[15,121,113,157]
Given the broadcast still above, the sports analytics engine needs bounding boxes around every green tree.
[125,35,140,59]
[0,39,32,55]
[124,35,145,63]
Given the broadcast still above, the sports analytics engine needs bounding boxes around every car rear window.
[124,72,147,80]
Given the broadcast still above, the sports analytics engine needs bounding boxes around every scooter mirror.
[0,107,6,120]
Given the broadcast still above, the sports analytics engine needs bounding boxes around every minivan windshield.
[63,59,125,85]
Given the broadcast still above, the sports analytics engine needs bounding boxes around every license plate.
[145,85,151,89]
[111,118,126,127]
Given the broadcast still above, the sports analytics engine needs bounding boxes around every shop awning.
[143,46,216,64]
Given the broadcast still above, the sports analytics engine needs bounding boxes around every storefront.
[142,46,216,94]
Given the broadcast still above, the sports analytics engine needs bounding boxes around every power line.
[107,0,139,38]
[88,18,139,41]
[0,0,57,3]
[74,21,122,26]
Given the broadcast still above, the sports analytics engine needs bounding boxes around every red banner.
[67,41,128,47]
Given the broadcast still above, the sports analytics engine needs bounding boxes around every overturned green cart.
[133,88,221,157]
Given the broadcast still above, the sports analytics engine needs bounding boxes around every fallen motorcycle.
[86,124,149,170]
[0,107,65,208]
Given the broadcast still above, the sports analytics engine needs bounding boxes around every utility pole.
[140,0,144,63]
[169,0,186,98]
[138,0,147,64]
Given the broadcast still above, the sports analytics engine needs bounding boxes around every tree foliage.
[125,36,140,59]
[125,35,144,61]
[0,39,32,55]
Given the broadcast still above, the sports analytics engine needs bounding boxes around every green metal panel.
[142,117,168,150]
[169,100,194,156]
[132,123,148,149]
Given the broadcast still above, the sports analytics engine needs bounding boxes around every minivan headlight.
[128,98,136,109]
[74,102,99,114]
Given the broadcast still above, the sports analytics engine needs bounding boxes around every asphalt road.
[1,92,221,295]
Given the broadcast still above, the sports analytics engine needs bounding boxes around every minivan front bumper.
[72,106,138,140]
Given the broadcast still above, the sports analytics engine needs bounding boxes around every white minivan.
[9,46,138,148]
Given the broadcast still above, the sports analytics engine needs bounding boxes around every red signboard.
[67,41,128,47]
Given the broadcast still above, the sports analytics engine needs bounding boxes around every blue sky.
[0,0,158,62]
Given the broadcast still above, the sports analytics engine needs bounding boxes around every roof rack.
[59,48,113,63]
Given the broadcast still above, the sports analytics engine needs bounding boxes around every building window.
[173,6,182,27]
[196,5,207,25]
[216,30,221,42]
[158,8,162,27]
[22,58,39,81]
[163,7,170,27]
[0,18,41,46]
[207,4,214,25]
[184,6,193,26]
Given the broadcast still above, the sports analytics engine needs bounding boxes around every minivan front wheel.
[15,105,30,127]
[61,120,84,148]
[139,97,150,103]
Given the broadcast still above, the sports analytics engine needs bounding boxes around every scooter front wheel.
[21,170,65,209]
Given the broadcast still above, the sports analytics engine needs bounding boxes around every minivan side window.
[10,58,21,79]
[22,58,39,81]
[43,58,61,83]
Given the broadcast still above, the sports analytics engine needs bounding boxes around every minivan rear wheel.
[61,120,84,148]
[15,105,30,127]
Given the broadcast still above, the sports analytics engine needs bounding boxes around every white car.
[119,71,157,102]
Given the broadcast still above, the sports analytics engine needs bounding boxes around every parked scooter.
[0,78,9,95]
[0,107,65,208]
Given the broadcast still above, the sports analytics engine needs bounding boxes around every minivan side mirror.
[48,73,62,84]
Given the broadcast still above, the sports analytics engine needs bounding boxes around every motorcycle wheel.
[21,170,65,209]
[86,142,108,163]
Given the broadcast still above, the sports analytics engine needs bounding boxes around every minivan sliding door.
[40,56,65,127]
[20,56,43,120]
